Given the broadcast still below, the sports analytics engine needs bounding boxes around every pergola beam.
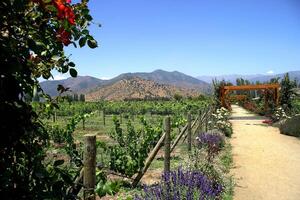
[220,84,280,110]
[223,84,279,91]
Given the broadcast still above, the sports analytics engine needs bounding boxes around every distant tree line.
[66,93,85,102]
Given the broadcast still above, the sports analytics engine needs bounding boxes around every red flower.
[64,6,76,25]
[56,28,71,46]
[262,120,273,125]
[53,0,75,25]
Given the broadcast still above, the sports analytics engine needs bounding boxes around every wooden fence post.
[187,112,192,151]
[83,134,96,200]
[164,116,171,172]
[102,110,105,126]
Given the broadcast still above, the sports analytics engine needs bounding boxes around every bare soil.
[230,105,300,200]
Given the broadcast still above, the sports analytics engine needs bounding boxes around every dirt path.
[230,105,300,200]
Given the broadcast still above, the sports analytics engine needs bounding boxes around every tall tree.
[79,94,85,102]
[280,73,296,111]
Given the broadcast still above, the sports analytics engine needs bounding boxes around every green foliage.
[280,73,297,112]
[53,99,210,117]
[47,112,95,166]
[223,126,233,138]
[291,99,300,115]
[95,178,130,198]
[48,124,67,144]
[173,93,183,101]
[0,0,98,198]
[107,117,163,177]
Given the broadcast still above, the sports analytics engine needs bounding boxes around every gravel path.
[230,105,300,200]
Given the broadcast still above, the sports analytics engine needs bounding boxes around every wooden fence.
[74,106,213,199]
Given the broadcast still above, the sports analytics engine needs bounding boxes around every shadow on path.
[230,116,266,120]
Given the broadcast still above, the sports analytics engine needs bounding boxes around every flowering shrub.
[272,107,290,122]
[210,107,233,137]
[242,101,258,113]
[135,167,223,200]
[196,132,224,162]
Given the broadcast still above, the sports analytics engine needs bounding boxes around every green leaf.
[87,39,98,49]
[61,65,69,73]
[60,171,73,184]
[71,42,77,48]
[52,55,60,61]
[69,62,75,67]
[86,14,93,21]
[57,84,64,92]
[54,159,64,167]
[45,5,57,12]
[42,72,51,79]
[82,29,89,35]
[69,68,77,77]
[79,37,87,47]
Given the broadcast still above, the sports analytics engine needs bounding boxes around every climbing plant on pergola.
[220,84,280,111]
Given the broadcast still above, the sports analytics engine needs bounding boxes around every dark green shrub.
[224,126,233,137]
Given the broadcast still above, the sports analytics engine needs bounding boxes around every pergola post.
[220,87,226,107]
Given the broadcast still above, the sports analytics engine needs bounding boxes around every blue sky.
[56,0,300,80]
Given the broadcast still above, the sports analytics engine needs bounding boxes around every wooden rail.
[79,107,214,194]
[223,84,279,90]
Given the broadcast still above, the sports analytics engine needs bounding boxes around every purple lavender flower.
[135,167,223,200]
[196,132,224,161]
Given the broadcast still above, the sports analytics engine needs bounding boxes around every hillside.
[40,76,105,96]
[85,77,200,101]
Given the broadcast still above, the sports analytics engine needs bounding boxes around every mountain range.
[40,69,300,100]
[197,71,300,84]
[40,70,210,100]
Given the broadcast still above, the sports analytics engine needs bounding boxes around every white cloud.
[99,77,111,80]
[266,70,274,74]
[53,74,69,80]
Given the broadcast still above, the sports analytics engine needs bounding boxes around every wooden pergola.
[220,84,280,110]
